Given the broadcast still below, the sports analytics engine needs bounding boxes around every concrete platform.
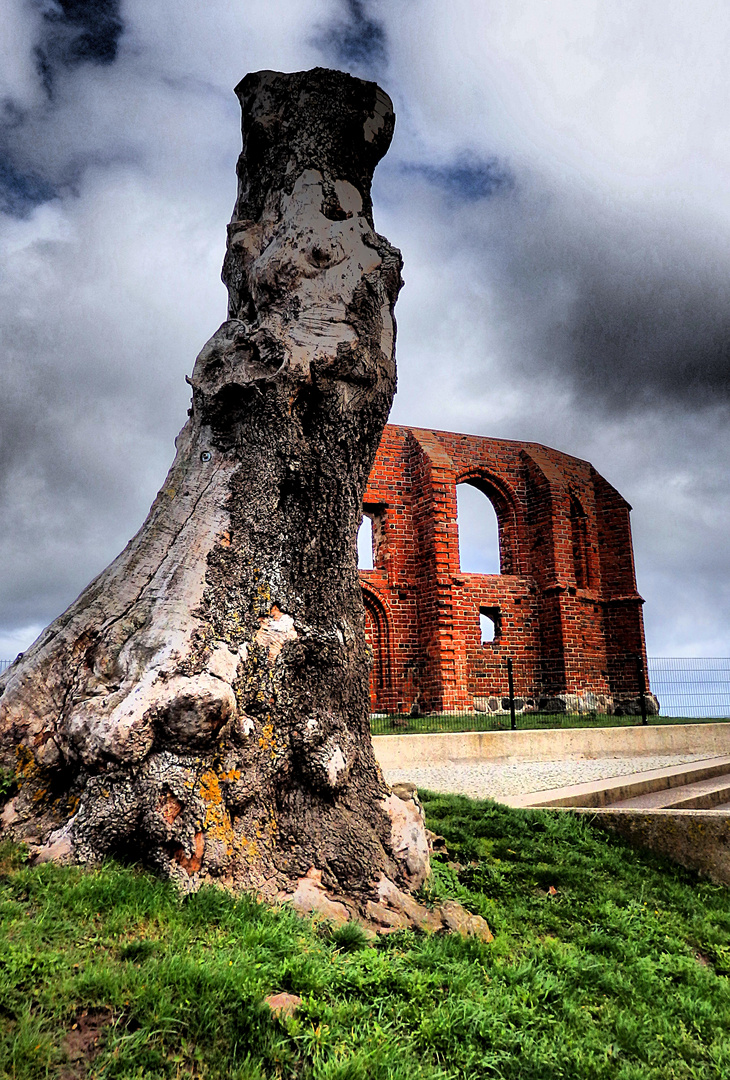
[372,722,730,770]
[503,756,730,809]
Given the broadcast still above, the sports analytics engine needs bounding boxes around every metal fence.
[647,657,730,720]
[2,656,729,733]
[369,656,730,736]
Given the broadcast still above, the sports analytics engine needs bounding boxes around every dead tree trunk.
[0,68,430,913]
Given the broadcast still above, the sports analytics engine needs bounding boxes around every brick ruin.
[360,425,652,718]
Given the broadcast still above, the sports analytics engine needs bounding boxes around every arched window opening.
[479,607,501,644]
[457,482,500,574]
[362,585,394,713]
[357,514,374,570]
[570,496,589,589]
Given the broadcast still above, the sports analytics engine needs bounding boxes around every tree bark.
[0,68,430,911]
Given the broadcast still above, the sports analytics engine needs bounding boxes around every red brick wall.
[360,425,648,715]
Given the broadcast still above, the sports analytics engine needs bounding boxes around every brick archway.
[361,583,395,713]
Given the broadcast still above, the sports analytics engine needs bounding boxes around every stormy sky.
[1,0,728,660]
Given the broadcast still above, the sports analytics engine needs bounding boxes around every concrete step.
[611,775,730,810]
[504,755,730,809]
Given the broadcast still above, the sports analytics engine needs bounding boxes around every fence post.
[635,654,648,726]
[507,657,517,731]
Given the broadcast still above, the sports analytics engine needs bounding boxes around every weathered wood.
[0,68,429,912]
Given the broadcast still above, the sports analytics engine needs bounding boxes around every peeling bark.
[0,68,430,909]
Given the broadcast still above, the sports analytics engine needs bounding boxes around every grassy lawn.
[1,796,730,1078]
[370,713,728,735]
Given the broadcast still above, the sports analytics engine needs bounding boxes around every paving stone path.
[383,754,712,801]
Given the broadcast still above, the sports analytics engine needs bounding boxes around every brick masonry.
[359,425,650,716]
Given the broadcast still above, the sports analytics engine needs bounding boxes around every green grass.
[2,796,730,1079]
[370,712,728,735]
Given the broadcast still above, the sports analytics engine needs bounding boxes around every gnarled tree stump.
[0,68,430,915]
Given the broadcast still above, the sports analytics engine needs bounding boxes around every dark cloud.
[0,155,56,215]
[0,0,124,216]
[564,280,730,412]
[403,155,514,202]
[520,218,730,414]
[317,0,387,71]
[424,174,730,416]
[36,0,124,81]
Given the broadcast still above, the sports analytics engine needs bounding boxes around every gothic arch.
[569,493,589,589]
[455,468,522,575]
[361,581,395,711]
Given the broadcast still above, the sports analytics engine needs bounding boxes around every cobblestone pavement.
[382,754,712,801]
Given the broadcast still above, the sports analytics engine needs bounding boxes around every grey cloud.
[494,189,730,413]
[0,2,331,654]
[394,167,730,415]
[35,0,124,82]
[0,288,188,628]
[316,0,387,73]
[402,155,514,202]
[0,0,125,215]
[0,155,56,216]
[374,1,730,420]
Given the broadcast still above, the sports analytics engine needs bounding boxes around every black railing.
[2,656,729,732]
[369,656,730,735]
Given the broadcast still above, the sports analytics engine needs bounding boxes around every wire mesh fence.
[1,655,729,732]
[369,656,730,735]
[647,658,730,720]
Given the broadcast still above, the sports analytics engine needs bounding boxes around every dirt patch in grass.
[60,1007,113,1078]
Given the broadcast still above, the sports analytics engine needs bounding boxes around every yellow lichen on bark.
[198,768,234,853]
[258,721,277,758]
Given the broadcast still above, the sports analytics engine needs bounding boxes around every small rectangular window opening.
[479,607,501,644]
